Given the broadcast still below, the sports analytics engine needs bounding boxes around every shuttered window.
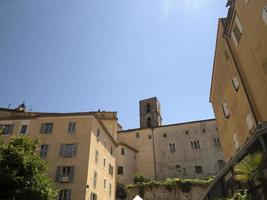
[58,189,72,200]
[55,166,75,183]
[59,144,77,157]
[0,124,14,135]
[231,15,243,46]
[40,123,53,134]
[222,102,231,118]
[40,144,49,158]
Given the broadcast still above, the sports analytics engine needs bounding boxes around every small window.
[109,164,114,177]
[185,130,189,135]
[169,143,176,153]
[231,16,243,46]
[103,158,106,169]
[95,150,99,163]
[90,192,97,200]
[191,141,194,149]
[40,144,49,158]
[195,166,203,174]
[60,144,77,157]
[222,102,231,118]
[68,122,76,133]
[147,117,152,127]
[224,50,230,61]
[40,123,53,134]
[118,166,124,175]
[104,178,107,189]
[148,135,152,139]
[202,129,206,133]
[110,146,113,155]
[97,129,100,137]
[93,171,97,188]
[121,147,125,155]
[58,189,71,200]
[146,103,151,113]
[263,5,267,25]
[232,76,240,91]
[109,183,112,197]
[0,124,14,135]
[163,133,167,138]
[176,165,181,168]
[56,166,75,183]
[246,113,255,131]
[20,125,28,134]
[136,132,140,138]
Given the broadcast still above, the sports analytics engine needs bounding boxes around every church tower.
[139,97,162,128]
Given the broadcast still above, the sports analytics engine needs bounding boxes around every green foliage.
[0,136,57,200]
[234,152,262,183]
[127,175,214,193]
[133,174,151,184]
[226,190,248,200]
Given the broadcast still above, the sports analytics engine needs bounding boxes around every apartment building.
[0,107,117,200]
[206,0,267,198]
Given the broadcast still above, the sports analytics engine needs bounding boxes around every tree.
[0,136,57,200]
[234,152,262,183]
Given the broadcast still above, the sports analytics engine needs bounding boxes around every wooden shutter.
[72,144,77,156]
[69,166,75,182]
[55,166,61,182]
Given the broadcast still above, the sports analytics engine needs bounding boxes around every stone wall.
[126,185,207,200]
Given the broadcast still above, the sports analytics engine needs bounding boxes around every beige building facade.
[210,0,267,161]
[0,108,117,200]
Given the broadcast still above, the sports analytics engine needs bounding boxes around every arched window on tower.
[147,117,152,127]
[146,103,151,113]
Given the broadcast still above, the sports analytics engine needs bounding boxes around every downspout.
[151,127,157,180]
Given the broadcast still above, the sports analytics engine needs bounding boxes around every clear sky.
[0,0,227,129]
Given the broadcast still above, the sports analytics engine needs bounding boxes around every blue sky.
[0,0,227,129]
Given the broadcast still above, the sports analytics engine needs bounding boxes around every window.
[118,166,124,175]
[20,125,28,134]
[222,102,230,118]
[224,50,230,61]
[163,133,167,138]
[90,192,97,200]
[121,147,125,155]
[110,146,113,155]
[60,144,77,157]
[192,140,200,149]
[58,189,71,200]
[40,144,49,158]
[136,132,140,138]
[148,135,152,139]
[231,16,243,46]
[0,124,14,135]
[232,76,240,91]
[93,171,97,188]
[40,123,53,134]
[146,103,151,113]
[97,129,100,137]
[169,143,176,153]
[95,150,99,163]
[55,166,75,183]
[195,166,203,174]
[109,164,114,177]
[202,129,206,133]
[109,183,112,197]
[263,5,267,25]
[185,130,189,135]
[103,158,106,169]
[246,113,255,131]
[68,122,76,133]
[147,117,152,127]
[104,178,107,190]
[176,165,181,172]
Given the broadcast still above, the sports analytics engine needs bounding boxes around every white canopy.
[133,195,143,200]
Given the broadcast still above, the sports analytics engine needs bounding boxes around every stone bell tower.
[139,97,162,128]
